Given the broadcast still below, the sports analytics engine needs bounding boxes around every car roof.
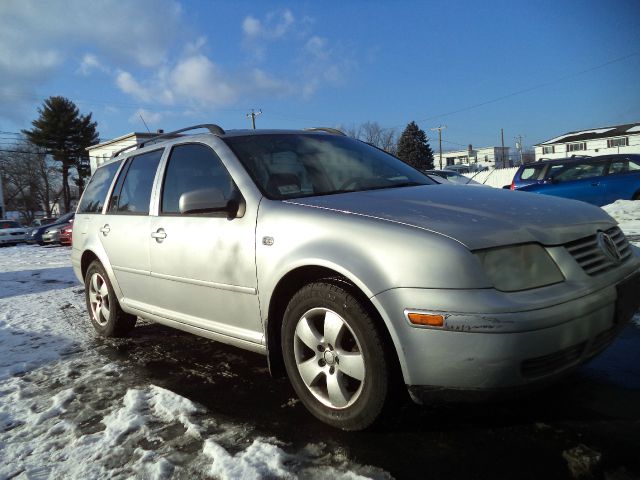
[112,125,347,160]
[526,153,640,168]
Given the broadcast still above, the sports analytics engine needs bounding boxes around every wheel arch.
[79,248,125,301]
[265,265,404,386]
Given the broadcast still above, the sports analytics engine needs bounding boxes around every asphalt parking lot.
[100,318,640,480]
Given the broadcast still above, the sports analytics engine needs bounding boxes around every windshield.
[224,133,433,199]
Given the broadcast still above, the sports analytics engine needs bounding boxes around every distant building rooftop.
[537,122,640,145]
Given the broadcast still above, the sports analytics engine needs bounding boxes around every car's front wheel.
[84,260,136,337]
[282,281,392,430]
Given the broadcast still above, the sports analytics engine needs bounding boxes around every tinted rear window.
[78,161,122,214]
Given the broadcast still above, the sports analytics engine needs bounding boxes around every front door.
[148,143,262,345]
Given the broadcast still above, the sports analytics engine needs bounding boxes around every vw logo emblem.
[597,231,622,264]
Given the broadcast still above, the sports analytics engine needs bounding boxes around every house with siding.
[87,131,161,174]
[534,122,640,161]
[437,145,510,170]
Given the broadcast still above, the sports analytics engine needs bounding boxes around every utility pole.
[430,125,447,170]
[246,109,262,130]
[515,135,524,165]
[501,128,505,168]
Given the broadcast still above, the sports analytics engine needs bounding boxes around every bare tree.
[342,122,398,154]
[0,143,62,224]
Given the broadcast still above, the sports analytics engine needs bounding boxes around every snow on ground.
[0,246,388,480]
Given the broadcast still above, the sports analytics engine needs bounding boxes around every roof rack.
[112,124,226,158]
[303,127,347,136]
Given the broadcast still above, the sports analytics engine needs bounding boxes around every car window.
[608,157,640,175]
[77,160,122,214]
[224,134,432,199]
[520,165,544,180]
[551,161,607,183]
[161,144,237,214]
[0,221,20,229]
[110,150,163,215]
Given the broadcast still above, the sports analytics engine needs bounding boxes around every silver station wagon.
[72,125,640,430]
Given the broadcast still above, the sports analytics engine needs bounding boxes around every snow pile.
[602,200,640,247]
[0,245,387,479]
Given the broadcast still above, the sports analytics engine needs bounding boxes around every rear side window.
[77,160,122,214]
[551,161,607,183]
[110,150,163,215]
[609,157,640,175]
[519,165,544,180]
[160,144,236,214]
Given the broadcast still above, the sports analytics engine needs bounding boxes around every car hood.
[1,228,26,234]
[286,185,615,250]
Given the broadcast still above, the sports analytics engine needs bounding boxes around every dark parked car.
[27,212,75,245]
[511,154,640,206]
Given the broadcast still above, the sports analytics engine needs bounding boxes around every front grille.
[521,342,586,378]
[565,226,632,276]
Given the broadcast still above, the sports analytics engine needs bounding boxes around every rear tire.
[282,281,392,431]
[84,260,136,337]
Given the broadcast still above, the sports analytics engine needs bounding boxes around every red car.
[59,223,73,246]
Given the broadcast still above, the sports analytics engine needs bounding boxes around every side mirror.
[179,188,244,218]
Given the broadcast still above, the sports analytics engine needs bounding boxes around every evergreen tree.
[23,96,99,212]
[396,121,434,170]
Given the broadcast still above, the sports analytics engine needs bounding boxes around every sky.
[1,0,639,153]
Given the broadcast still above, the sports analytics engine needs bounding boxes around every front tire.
[282,281,391,430]
[84,260,136,337]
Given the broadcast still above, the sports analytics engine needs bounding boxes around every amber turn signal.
[407,312,444,327]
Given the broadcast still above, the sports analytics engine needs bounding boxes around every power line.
[389,51,640,128]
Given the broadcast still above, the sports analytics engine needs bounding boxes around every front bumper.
[42,231,61,243]
[0,235,25,245]
[371,269,640,397]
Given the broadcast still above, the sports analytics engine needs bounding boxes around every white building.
[88,131,160,174]
[534,122,640,161]
[436,145,510,170]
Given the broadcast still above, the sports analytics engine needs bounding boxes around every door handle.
[591,182,600,187]
[100,224,110,236]
[151,228,167,242]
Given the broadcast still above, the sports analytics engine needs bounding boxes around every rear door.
[99,149,163,307]
[537,159,609,205]
[148,143,262,345]
[602,156,640,204]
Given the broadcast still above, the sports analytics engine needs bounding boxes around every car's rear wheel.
[84,260,136,337]
[282,281,391,431]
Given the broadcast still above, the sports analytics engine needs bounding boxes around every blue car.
[513,154,640,206]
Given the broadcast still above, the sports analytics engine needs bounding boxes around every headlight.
[475,244,564,292]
